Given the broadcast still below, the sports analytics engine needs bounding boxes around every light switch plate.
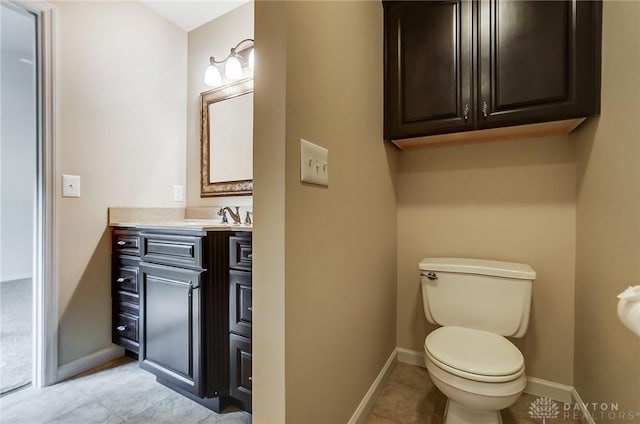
[62,174,81,198]
[173,185,184,202]
[300,139,329,187]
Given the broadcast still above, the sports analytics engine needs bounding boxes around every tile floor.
[365,363,582,424]
[0,357,582,424]
[0,357,251,424]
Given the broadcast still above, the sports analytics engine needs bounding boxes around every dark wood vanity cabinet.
[137,230,230,407]
[383,0,602,143]
[111,227,253,413]
[228,235,252,411]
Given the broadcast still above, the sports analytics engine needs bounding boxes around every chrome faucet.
[218,206,241,224]
[217,208,229,223]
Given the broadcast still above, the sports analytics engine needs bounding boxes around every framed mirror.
[201,78,254,197]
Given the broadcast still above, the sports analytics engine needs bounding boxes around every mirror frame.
[201,78,254,197]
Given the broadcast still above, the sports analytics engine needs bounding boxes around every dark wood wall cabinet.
[383,0,602,149]
[110,227,252,414]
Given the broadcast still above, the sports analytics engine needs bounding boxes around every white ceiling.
[140,0,250,32]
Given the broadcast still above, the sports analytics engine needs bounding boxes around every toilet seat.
[425,326,524,383]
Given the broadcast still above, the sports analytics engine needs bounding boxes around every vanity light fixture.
[204,38,254,87]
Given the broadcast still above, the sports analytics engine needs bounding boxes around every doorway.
[0,1,39,394]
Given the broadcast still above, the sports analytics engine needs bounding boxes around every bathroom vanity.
[111,221,252,413]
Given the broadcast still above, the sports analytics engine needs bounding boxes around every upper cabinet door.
[477,0,601,129]
[385,1,474,140]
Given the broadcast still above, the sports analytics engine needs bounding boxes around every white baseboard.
[571,388,596,424]
[396,347,425,367]
[347,348,398,424]
[57,345,124,383]
[525,377,573,403]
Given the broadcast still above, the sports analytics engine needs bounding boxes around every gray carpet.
[0,278,32,394]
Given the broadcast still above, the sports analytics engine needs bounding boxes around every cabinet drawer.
[229,236,252,271]
[114,292,139,315]
[230,270,252,338]
[114,312,138,342]
[113,229,141,255]
[113,262,139,294]
[229,334,252,411]
[141,233,202,268]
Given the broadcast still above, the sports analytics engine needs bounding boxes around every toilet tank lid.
[419,258,536,280]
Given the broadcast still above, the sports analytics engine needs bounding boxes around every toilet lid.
[425,326,524,377]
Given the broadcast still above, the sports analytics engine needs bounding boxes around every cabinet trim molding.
[392,117,584,150]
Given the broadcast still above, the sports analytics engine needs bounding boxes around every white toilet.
[419,258,536,424]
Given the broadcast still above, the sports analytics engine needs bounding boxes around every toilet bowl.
[424,326,526,424]
[418,258,536,424]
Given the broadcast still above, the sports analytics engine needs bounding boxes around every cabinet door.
[385,0,474,140]
[139,262,202,396]
[477,0,601,128]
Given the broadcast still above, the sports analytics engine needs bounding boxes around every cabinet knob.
[117,240,127,246]
[248,376,252,381]
[247,306,253,312]
[116,325,127,332]
[482,101,488,119]
[116,277,127,283]
[463,104,470,121]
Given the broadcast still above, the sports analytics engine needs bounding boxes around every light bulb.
[248,48,255,71]
[225,55,243,80]
[204,64,222,87]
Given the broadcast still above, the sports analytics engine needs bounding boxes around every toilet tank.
[419,258,535,338]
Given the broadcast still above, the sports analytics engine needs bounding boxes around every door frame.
[14,0,58,388]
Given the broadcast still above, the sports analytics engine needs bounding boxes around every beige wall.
[186,3,253,208]
[283,2,397,422]
[252,1,287,422]
[574,1,640,416]
[254,1,398,422]
[55,1,187,365]
[396,136,577,385]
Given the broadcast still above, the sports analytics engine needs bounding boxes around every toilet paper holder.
[617,285,640,337]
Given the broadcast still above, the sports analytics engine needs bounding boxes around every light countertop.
[108,207,252,232]
[109,219,252,232]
